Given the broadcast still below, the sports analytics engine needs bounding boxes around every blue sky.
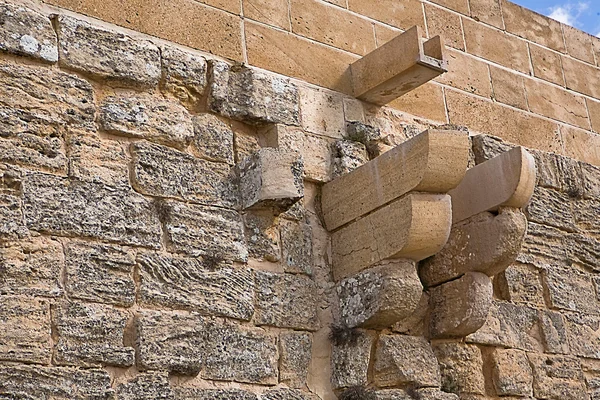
[512,1,600,36]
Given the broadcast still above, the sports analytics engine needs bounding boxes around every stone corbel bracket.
[347,26,447,106]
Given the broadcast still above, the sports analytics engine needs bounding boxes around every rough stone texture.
[526,186,577,232]
[53,300,134,367]
[162,199,247,262]
[131,141,237,208]
[433,343,485,396]
[539,309,571,354]
[573,198,600,236]
[411,388,459,400]
[280,218,313,274]
[331,331,373,389]
[280,331,312,388]
[137,252,254,320]
[564,233,600,271]
[65,241,135,307]
[0,365,113,399]
[116,372,174,400]
[254,271,319,330]
[173,388,258,400]
[0,1,58,62]
[0,187,27,240]
[346,121,382,146]
[374,334,441,388]
[331,140,368,179]
[100,95,194,149]
[543,266,599,314]
[22,172,162,248]
[533,150,584,194]
[517,222,569,267]
[0,237,63,297]
[491,348,533,397]
[392,292,429,336]
[0,295,51,364]
[57,15,160,87]
[471,134,514,164]
[244,211,281,262]
[192,113,235,165]
[209,61,300,126]
[337,260,422,329]
[161,45,207,105]
[262,388,318,400]
[528,353,588,400]
[582,162,600,199]
[496,263,545,306]
[564,313,600,359]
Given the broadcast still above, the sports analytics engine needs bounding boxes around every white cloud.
[548,2,590,28]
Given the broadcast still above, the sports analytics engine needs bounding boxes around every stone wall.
[1,0,600,399]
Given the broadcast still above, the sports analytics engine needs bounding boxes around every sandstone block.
[374,334,441,388]
[565,233,600,272]
[161,45,207,105]
[496,263,544,306]
[0,193,26,239]
[0,295,51,364]
[244,211,281,262]
[116,372,173,400]
[331,331,373,389]
[533,150,584,194]
[573,198,600,235]
[57,15,160,87]
[471,134,514,164]
[280,331,312,388]
[298,85,345,138]
[53,300,134,367]
[65,241,136,307]
[238,148,304,211]
[262,388,318,400]
[331,140,368,179]
[410,388,459,400]
[337,260,422,329]
[100,95,194,149]
[0,1,58,62]
[392,292,429,336]
[526,186,576,231]
[280,219,313,274]
[491,348,532,396]
[564,313,600,359]
[517,222,569,267]
[582,162,600,199]
[528,354,587,400]
[162,200,247,261]
[173,388,258,400]
[539,309,570,355]
[209,61,300,126]
[138,252,254,320]
[192,113,235,165]
[254,271,319,330]
[433,343,485,395]
[22,172,162,248]
[131,141,237,208]
[543,266,599,314]
[489,65,527,109]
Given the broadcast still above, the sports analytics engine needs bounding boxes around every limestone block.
[392,292,429,336]
[433,343,485,396]
[428,272,493,338]
[299,85,345,138]
[539,310,570,355]
[209,61,300,126]
[244,211,281,262]
[526,186,576,231]
[280,331,312,388]
[238,148,304,211]
[331,140,368,179]
[0,237,63,297]
[116,372,174,400]
[280,219,313,274]
[162,199,247,262]
[564,233,600,272]
[322,129,469,231]
[254,271,319,330]
[173,388,258,400]
[543,266,599,314]
[262,388,319,400]
[491,348,533,397]
[582,162,600,199]
[161,45,207,105]
[573,198,600,235]
[53,300,134,367]
[137,252,254,320]
[100,95,194,149]
[0,296,51,364]
[449,146,536,223]
[56,15,160,87]
[496,263,544,306]
[331,331,373,389]
[517,222,569,267]
[22,172,162,248]
[420,208,527,287]
[374,334,441,388]
[0,365,113,399]
[192,113,235,165]
[528,354,588,400]
[331,193,452,281]
[564,313,600,359]
[337,260,422,329]
[533,150,584,194]
[65,241,136,307]
[130,141,237,208]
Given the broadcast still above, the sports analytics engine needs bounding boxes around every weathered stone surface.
[280,331,312,388]
[116,372,173,400]
[565,233,600,271]
[254,271,319,330]
[374,389,411,400]
[526,186,576,231]
[162,200,247,261]
[209,61,300,126]
[337,260,422,329]
[582,162,600,199]
[471,134,514,164]
[262,388,318,400]
[173,388,258,400]
[100,95,194,149]
[429,272,493,338]
[517,222,569,267]
[65,241,135,307]
[131,141,237,208]
[433,343,484,396]
[245,211,281,262]
[573,198,600,235]
[22,172,162,248]
[138,252,254,320]
[192,113,235,165]
[491,348,533,397]
[331,331,373,389]
[539,309,570,355]
[411,388,459,400]
[57,15,160,87]
[331,140,368,179]
[280,219,313,274]
[0,193,26,240]
[0,365,113,399]
[564,313,600,359]
[543,266,599,314]
[53,300,134,367]
[533,150,584,195]
[392,292,429,336]
[528,353,588,400]
[238,148,304,211]
[161,45,207,105]
[346,121,382,146]
[0,236,63,297]
[496,263,544,306]
[374,334,441,388]
[0,295,51,364]
[0,1,57,62]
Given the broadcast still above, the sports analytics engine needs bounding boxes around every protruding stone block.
[337,260,422,328]
[419,208,527,287]
[322,129,469,231]
[428,272,493,338]
[238,148,304,211]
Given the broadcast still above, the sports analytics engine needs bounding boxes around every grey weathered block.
[0,193,27,239]
[100,95,194,149]
[331,332,373,390]
[433,343,485,396]
[244,211,281,262]
[543,266,598,314]
[528,354,587,400]
[539,310,570,355]
[280,331,312,388]
[56,15,160,87]
[131,141,238,208]
[209,61,300,126]
[173,388,258,400]
[471,134,514,164]
[116,372,174,400]
[331,140,368,179]
[22,172,162,248]
[526,187,576,232]
[563,312,600,359]
[581,162,600,199]
[53,300,134,367]
[161,45,207,105]
[65,241,136,307]
[138,252,254,320]
[0,1,58,62]
[192,113,235,165]
[565,233,600,272]
[280,219,313,274]
[262,388,318,400]
[533,150,584,195]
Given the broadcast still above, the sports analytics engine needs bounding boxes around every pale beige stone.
[492,349,533,397]
[298,85,345,139]
[434,343,485,395]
